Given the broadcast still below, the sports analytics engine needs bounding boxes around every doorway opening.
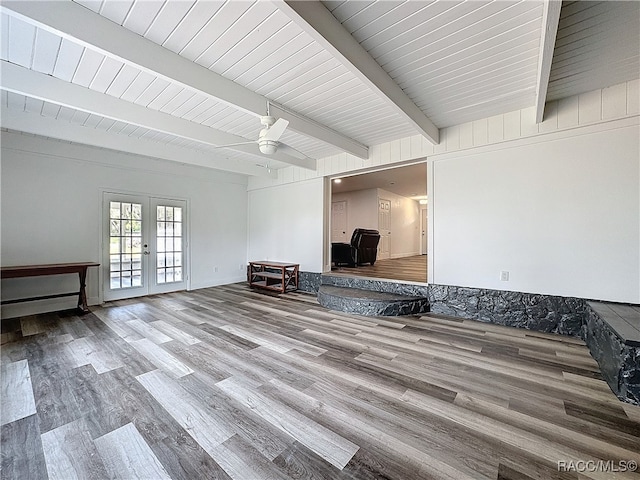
[328,162,428,284]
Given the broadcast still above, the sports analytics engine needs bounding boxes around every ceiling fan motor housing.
[260,116,276,127]
[258,139,278,155]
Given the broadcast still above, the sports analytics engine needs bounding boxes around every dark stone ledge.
[583,303,640,405]
[321,274,429,297]
[317,285,430,316]
[427,284,585,337]
[298,272,322,294]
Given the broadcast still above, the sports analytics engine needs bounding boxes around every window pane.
[110,220,120,235]
[131,237,142,254]
[110,255,121,272]
[109,201,143,290]
[110,271,121,289]
[110,238,120,254]
[155,204,184,286]
[132,204,142,219]
[110,202,121,219]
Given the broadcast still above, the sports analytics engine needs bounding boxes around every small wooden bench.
[248,261,299,294]
[1,262,100,314]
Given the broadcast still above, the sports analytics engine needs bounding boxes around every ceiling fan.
[255,115,289,155]
[213,107,302,157]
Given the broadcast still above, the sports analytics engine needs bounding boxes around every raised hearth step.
[321,274,429,297]
[317,285,430,316]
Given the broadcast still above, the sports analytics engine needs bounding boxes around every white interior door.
[331,201,348,243]
[378,198,391,260]
[103,193,187,301]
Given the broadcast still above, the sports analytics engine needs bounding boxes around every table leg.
[77,267,90,313]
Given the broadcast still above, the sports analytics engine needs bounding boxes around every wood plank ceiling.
[0,0,638,176]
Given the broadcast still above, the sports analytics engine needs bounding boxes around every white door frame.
[101,191,190,302]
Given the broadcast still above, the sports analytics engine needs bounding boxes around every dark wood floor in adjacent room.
[332,254,428,283]
[2,283,639,480]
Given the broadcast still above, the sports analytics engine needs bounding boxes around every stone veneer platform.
[317,275,430,316]
[583,302,640,404]
[317,285,430,316]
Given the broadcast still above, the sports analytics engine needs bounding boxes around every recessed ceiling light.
[334,178,342,184]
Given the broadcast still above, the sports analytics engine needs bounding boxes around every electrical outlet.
[500,271,509,281]
[240,264,245,270]
[214,266,218,273]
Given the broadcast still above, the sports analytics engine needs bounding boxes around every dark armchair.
[332,228,380,267]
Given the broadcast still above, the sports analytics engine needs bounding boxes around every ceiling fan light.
[259,140,278,155]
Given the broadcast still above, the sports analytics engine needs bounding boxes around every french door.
[103,193,187,301]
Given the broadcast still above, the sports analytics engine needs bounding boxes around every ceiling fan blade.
[261,118,289,142]
[211,141,255,149]
[278,143,308,160]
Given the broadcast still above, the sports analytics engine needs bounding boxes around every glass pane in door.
[156,205,183,284]
[109,201,143,289]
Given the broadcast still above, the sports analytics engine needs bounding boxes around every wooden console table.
[1,262,100,313]
[248,261,299,293]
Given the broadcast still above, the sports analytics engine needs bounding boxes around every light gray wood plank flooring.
[2,283,640,480]
[1,359,36,426]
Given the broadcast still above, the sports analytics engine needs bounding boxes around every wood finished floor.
[2,283,640,480]
[332,255,427,283]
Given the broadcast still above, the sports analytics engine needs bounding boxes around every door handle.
[143,251,150,255]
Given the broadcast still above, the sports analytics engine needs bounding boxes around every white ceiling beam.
[0,0,368,159]
[276,0,440,145]
[534,0,562,123]
[1,61,316,170]
[1,108,276,178]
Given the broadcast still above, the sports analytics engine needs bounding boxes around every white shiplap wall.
[248,79,640,191]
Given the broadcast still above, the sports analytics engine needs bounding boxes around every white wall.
[247,81,640,303]
[331,188,420,258]
[1,132,249,318]
[332,189,378,236]
[247,177,324,272]
[431,121,639,302]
